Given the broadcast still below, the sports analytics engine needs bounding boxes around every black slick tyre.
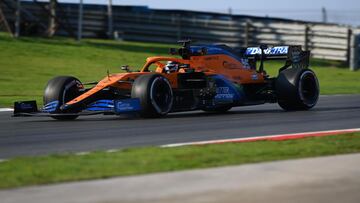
[131,74,173,118]
[43,76,82,120]
[276,68,319,111]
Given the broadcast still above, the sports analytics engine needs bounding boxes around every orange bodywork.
[141,55,265,85]
[66,53,265,106]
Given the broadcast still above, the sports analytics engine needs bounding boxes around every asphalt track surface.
[0,95,359,159]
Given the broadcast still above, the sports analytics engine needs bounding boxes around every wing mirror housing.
[121,65,131,72]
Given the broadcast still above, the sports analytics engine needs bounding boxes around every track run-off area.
[0,94,359,159]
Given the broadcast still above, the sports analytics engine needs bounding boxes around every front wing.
[13,98,142,117]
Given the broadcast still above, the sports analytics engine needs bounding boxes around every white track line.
[106,149,120,153]
[162,128,360,148]
[0,108,13,112]
[75,151,90,156]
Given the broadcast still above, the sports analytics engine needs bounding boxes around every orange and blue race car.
[13,40,319,120]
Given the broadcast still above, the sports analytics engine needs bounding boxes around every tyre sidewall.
[297,69,319,108]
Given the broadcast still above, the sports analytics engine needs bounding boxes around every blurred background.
[2,0,359,70]
[33,0,360,26]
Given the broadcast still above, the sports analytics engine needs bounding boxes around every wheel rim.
[299,71,319,107]
[150,77,173,114]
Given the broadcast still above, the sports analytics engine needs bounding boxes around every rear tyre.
[43,76,82,120]
[131,74,173,118]
[276,68,319,111]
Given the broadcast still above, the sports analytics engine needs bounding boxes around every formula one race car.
[13,40,319,120]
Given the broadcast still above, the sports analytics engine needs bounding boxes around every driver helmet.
[164,61,179,73]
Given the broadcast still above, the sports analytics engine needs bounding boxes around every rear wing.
[244,45,310,69]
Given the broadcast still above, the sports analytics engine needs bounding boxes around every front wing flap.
[13,98,142,117]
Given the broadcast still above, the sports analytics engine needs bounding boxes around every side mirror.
[121,65,131,72]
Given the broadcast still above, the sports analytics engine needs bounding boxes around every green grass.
[0,133,359,189]
[0,33,172,107]
[1,32,360,107]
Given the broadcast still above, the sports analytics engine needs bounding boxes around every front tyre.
[131,74,173,118]
[43,76,83,120]
[276,68,319,111]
